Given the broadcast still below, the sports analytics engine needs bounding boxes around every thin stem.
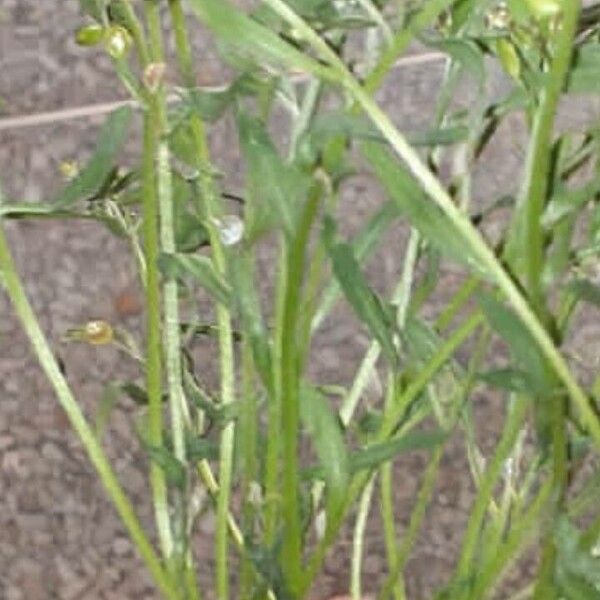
[351,474,377,600]
[165,4,237,596]
[142,106,173,560]
[513,1,582,314]
[265,247,286,544]
[0,226,178,600]
[380,377,402,600]
[280,183,322,596]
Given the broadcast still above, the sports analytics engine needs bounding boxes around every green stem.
[351,474,377,600]
[142,106,173,560]
[165,4,237,596]
[265,247,286,545]
[0,226,178,600]
[280,183,322,596]
[380,377,402,600]
[512,1,582,313]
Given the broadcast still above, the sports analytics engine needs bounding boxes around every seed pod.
[75,23,105,47]
[83,320,114,345]
[104,25,132,59]
[496,38,521,81]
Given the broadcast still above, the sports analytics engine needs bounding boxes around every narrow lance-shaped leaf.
[187,0,331,78]
[158,252,231,307]
[53,106,133,208]
[478,293,551,395]
[299,385,349,519]
[323,216,398,364]
[238,112,309,239]
[363,141,488,277]
[314,200,401,330]
[303,430,447,478]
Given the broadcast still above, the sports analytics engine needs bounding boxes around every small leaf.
[158,252,231,307]
[566,279,600,308]
[542,173,600,227]
[53,106,133,208]
[478,293,550,395]
[323,216,398,364]
[314,201,401,329]
[185,434,220,462]
[305,430,447,478]
[477,368,534,393]
[349,430,447,473]
[567,43,600,94]
[300,385,349,519]
[145,445,187,489]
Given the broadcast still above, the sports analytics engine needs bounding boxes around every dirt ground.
[2,2,600,599]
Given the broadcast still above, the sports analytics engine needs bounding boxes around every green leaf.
[145,445,187,489]
[567,43,600,94]
[425,37,485,89]
[478,293,550,395]
[229,252,272,388]
[185,434,220,461]
[302,112,468,152]
[187,0,331,77]
[323,216,398,364]
[477,368,535,393]
[542,172,600,227]
[300,385,349,518]
[52,106,133,208]
[306,430,447,478]
[566,279,600,308]
[238,112,310,239]
[349,430,446,473]
[314,201,401,329]
[158,252,231,307]
[363,141,488,276]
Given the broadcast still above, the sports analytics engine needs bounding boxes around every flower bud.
[104,25,132,59]
[76,23,105,47]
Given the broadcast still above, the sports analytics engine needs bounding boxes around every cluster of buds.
[75,23,132,59]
